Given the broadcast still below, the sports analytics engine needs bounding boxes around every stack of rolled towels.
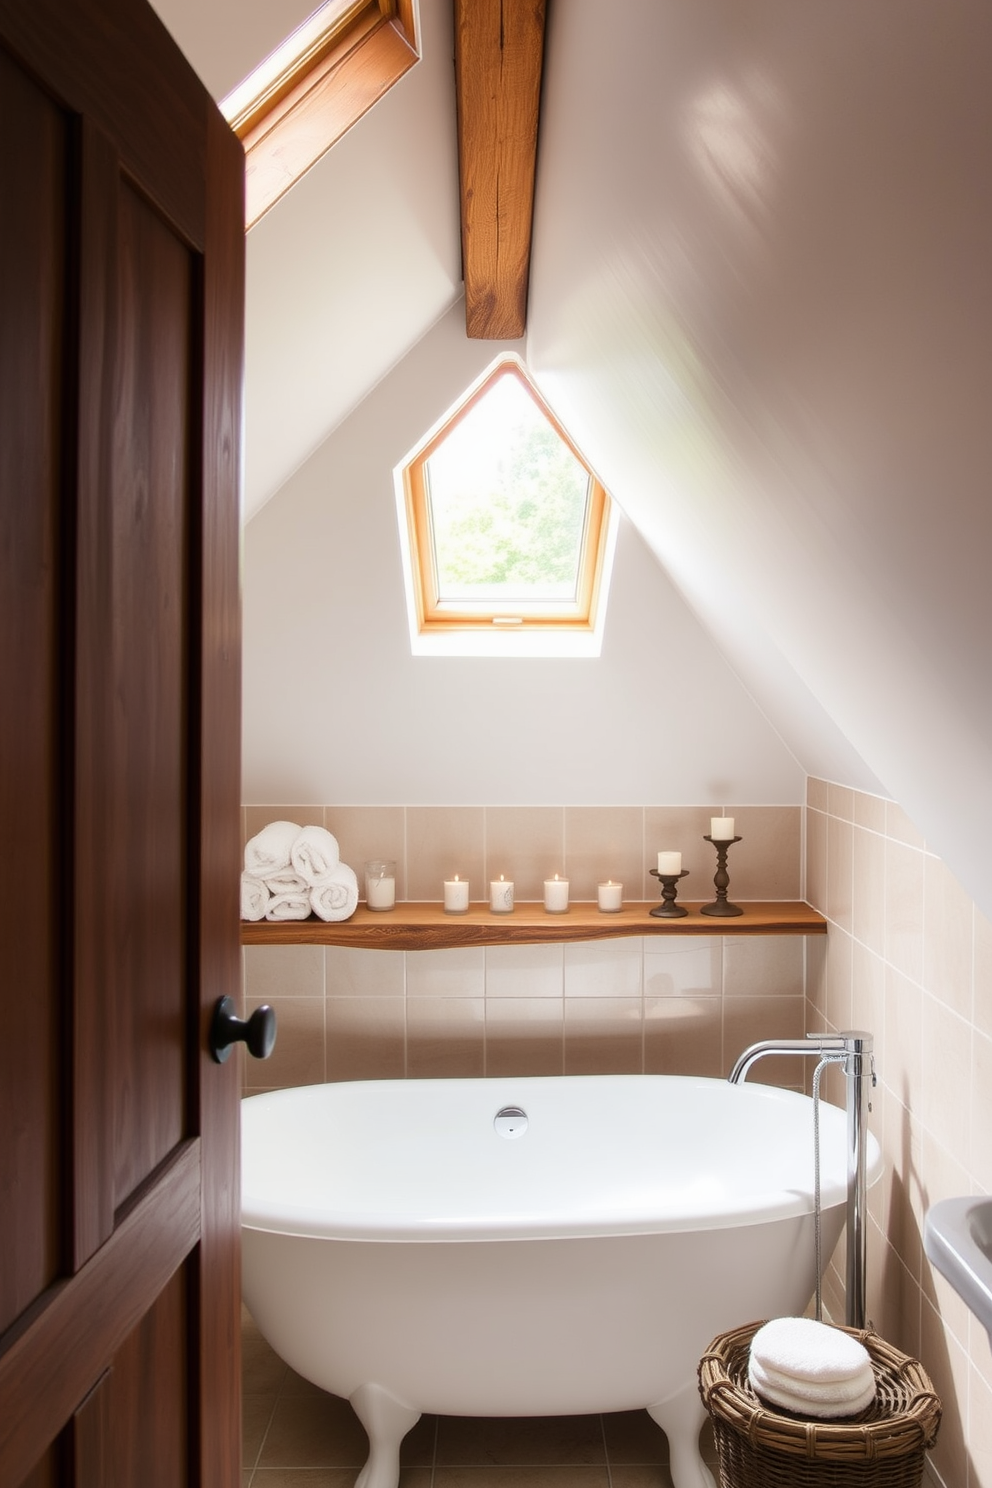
[748,1317,876,1418]
[241,821,358,923]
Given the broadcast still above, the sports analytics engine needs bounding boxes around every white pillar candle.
[490,875,514,913]
[543,874,569,913]
[443,875,469,914]
[657,851,682,875]
[710,817,735,840]
[597,880,623,912]
[364,859,396,910]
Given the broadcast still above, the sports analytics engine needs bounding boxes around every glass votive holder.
[365,859,396,911]
[490,876,514,913]
[597,880,623,912]
[443,876,470,914]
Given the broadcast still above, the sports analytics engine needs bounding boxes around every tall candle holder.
[649,868,690,918]
[700,835,743,916]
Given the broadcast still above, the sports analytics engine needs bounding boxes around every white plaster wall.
[527,0,992,916]
[242,302,804,805]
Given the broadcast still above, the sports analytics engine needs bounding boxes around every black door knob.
[209,996,277,1063]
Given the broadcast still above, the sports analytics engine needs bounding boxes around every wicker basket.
[698,1320,941,1488]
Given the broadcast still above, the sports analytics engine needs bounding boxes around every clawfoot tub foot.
[647,1384,716,1488]
[350,1382,421,1488]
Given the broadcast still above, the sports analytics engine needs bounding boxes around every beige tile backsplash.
[806,776,992,1488]
[242,802,806,1095]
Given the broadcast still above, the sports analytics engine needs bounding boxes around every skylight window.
[396,359,617,657]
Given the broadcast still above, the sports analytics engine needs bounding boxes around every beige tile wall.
[242,803,801,905]
[241,802,806,1095]
[806,778,992,1488]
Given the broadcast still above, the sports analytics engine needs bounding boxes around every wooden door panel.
[0,0,245,1481]
[110,179,191,1211]
[0,44,68,1336]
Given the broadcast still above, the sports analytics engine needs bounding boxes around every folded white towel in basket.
[749,1317,873,1384]
[290,824,341,885]
[240,873,270,922]
[747,1317,876,1419]
[265,890,312,921]
[310,862,358,922]
[245,820,301,877]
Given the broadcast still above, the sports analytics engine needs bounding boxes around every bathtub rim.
[241,1073,882,1244]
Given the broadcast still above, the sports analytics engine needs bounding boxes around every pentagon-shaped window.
[397,358,617,657]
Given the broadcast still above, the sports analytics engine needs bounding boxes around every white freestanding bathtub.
[241,1074,882,1488]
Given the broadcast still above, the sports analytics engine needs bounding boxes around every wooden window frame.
[223,0,419,229]
[401,360,612,635]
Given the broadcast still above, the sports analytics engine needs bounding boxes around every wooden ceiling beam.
[454,0,546,339]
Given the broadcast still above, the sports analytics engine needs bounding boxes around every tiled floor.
[242,1310,718,1488]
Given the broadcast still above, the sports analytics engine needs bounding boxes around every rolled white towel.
[245,820,301,877]
[749,1317,873,1384]
[290,824,340,885]
[241,873,270,922]
[263,871,308,896]
[748,1364,876,1419]
[265,890,311,921]
[310,862,358,922]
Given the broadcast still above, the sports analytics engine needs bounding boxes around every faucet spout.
[728,1030,875,1330]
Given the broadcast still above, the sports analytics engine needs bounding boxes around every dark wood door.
[0,0,245,1482]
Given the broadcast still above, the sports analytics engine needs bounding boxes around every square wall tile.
[406,947,485,999]
[723,935,803,998]
[643,807,712,902]
[563,806,644,902]
[852,824,886,956]
[976,907,992,1041]
[828,784,855,823]
[924,856,974,1020]
[324,944,405,997]
[920,996,972,1159]
[726,807,801,899]
[564,998,643,1074]
[643,939,721,999]
[322,806,407,899]
[805,808,828,914]
[826,814,854,932]
[405,807,485,902]
[644,997,722,1077]
[807,777,830,812]
[563,938,643,998]
[484,807,565,901]
[853,790,888,834]
[406,998,484,1078]
[245,943,324,1000]
[243,996,324,1092]
[484,943,564,998]
[325,997,406,1081]
[723,996,805,1086]
[885,802,925,849]
[485,998,564,1076]
[884,839,925,985]
[883,965,922,1115]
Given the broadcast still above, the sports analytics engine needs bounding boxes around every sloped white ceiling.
[527,0,992,916]
[151,0,464,518]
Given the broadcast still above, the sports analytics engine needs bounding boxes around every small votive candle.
[710,817,735,840]
[365,859,396,910]
[657,851,682,875]
[598,880,623,912]
[490,875,514,913]
[543,874,569,913]
[443,875,470,914]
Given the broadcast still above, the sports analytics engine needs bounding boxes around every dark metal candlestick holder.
[649,868,690,918]
[700,835,743,916]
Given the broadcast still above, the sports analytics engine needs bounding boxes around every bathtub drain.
[494,1105,528,1138]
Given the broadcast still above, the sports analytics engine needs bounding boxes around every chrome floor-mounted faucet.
[729,1031,876,1329]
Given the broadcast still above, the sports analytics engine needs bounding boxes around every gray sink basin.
[924,1196,992,1350]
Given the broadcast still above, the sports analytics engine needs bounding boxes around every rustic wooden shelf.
[241,900,826,951]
